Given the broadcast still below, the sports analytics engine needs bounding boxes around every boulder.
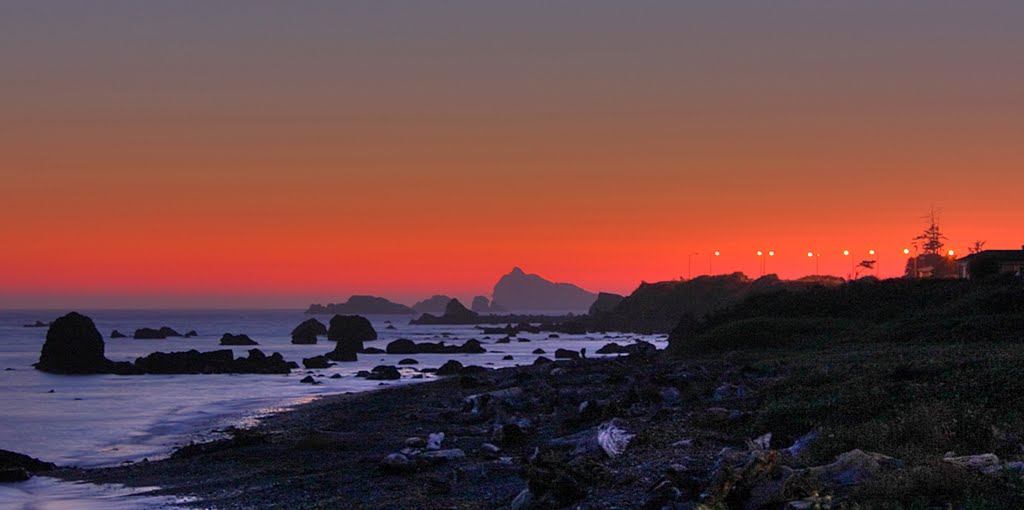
[291,318,327,344]
[364,365,401,381]
[300,375,318,384]
[134,349,292,374]
[0,449,56,475]
[436,360,464,376]
[302,355,333,369]
[386,338,417,355]
[36,312,112,374]
[327,315,377,360]
[554,348,581,360]
[532,348,546,354]
[184,330,198,338]
[471,296,493,313]
[133,327,183,339]
[110,330,127,339]
[23,320,48,328]
[220,333,259,346]
[398,358,419,365]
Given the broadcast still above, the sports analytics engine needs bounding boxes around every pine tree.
[912,208,946,255]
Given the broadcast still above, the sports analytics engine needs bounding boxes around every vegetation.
[666,276,1024,507]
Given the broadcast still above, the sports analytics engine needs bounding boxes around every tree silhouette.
[969,240,987,254]
[912,208,947,255]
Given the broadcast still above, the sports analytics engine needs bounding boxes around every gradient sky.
[2,1,1023,308]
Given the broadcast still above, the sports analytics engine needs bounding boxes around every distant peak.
[510,267,525,275]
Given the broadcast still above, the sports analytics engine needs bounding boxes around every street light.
[687,252,700,279]
[905,247,918,278]
[868,249,877,275]
[843,250,854,279]
[948,250,955,257]
[709,250,720,274]
[757,251,765,276]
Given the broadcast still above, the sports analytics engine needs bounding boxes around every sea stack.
[36,312,111,374]
[326,315,377,361]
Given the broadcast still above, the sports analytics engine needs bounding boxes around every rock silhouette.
[492,267,597,312]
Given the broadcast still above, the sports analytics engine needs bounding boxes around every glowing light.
[807,252,814,257]
[843,250,850,256]
[903,248,911,255]
[757,251,763,256]
[948,250,955,256]
[768,251,775,257]
[714,251,720,256]
[869,249,876,256]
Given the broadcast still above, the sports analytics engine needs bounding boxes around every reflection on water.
[0,477,192,510]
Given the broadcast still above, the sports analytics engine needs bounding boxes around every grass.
[665,277,1024,507]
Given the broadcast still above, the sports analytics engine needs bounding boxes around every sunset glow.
[2,2,1023,308]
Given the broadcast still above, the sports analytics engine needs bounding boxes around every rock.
[588,292,625,315]
[807,449,901,486]
[412,295,455,315]
[219,333,259,346]
[363,347,385,354]
[554,348,580,360]
[595,341,657,355]
[0,449,56,477]
[302,355,333,369]
[419,449,466,462]
[480,443,501,459]
[133,327,183,339]
[533,356,553,365]
[327,314,377,348]
[943,453,1003,475]
[532,348,546,354]
[184,330,198,338]
[36,312,113,374]
[492,267,597,312]
[291,318,327,344]
[495,337,512,344]
[427,432,445,450]
[443,298,479,322]
[398,358,419,365]
[381,453,414,473]
[307,296,416,315]
[471,295,495,313]
[510,488,533,510]
[436,360,464,376]
[385,338,417,355]
[300,375,318,384]
[597,420,634,457]
[329,373,342,379]
[23,320,48,328]
[110,330,127,339]
[386,338,485,355]
[134,349,292,374]
[0,467,30,482]
[547,333,560,339]
[502,355,514,360]
[363,365,401,381]
[325,314,376,362]
[405,437,426,448]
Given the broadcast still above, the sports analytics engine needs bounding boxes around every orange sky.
[2,2,1023,308]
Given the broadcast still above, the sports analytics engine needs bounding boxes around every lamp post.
[843,250,854,279]
[904,247,918,278]
[757,251,764,276]
[710,251,720,275]
[687,252,699,280]
[869,249,877,276]
[807,251,820,275]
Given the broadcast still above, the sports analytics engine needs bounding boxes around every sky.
[2,1,1023,308]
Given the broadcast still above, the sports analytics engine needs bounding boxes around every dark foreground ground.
[58,336,1024,509]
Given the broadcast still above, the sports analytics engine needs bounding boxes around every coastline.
[52,334,1024,509]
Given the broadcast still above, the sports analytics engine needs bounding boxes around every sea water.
[0,309,665,508]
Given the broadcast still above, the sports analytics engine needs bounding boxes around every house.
[957,246,1024,279]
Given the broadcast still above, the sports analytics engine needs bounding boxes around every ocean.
[0,309,665,509]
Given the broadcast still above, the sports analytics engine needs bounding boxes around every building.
[957,246,1024,279]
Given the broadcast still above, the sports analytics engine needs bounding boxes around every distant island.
[491,267,597,312]
[306,295,415,315]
